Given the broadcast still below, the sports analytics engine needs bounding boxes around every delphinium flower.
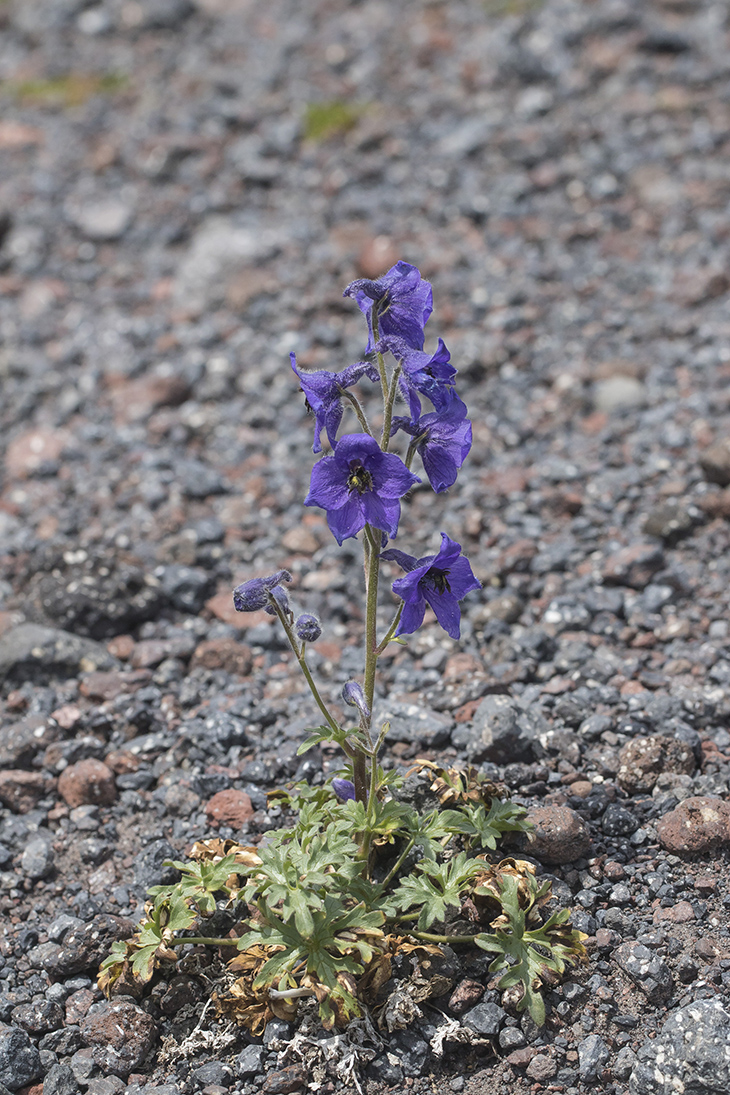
[381,533,480,639]
[233,569,292,612]
[343,261,433,352]
[290,354,379,453]
[305,433,420,545]
[379,336,458,419]
[391,393,472,493]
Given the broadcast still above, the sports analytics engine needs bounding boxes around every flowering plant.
[100,264,585,1054]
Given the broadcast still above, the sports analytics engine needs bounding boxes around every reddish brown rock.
[357,235,399,278]
[602,543,665,589]
[653,900,695,924]
[448,979,485,1015]
[616,736,695,795]
[526,805,592,865]
[260,1064,307,1094]
[79,669,152,701]
[190,638,253,676]
[0,770,56,813]
[526,1054,557,1082]
[656,796,730,855]
[205,788,254,828]
[58,759,117,808]
[108,373,190,425]
[80,998,157,1077]
[5,428,69,479]
[699,438,730,487]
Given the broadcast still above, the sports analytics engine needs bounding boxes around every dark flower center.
[429,567,451,594]
[347,460,374,495]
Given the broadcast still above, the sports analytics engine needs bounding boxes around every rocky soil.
[1,0,730,1093]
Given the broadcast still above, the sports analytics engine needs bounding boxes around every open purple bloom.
[332,778,356,802]
[380,337,457,419]
[305,433,420,545]
[343,261,433,352]
[381,533,480,639]
[391,393,472,493]
[233,569,292,613]
[290,354,379,453]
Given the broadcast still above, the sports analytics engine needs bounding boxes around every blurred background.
[1,0,729,650]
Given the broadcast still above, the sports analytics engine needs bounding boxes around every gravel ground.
[1,0,730,1093]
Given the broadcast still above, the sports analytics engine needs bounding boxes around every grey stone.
[593,375,647,413]
[461,1001,506,1036]
[615,942,673,1004]
[630,1000,730,1094]
[133,839,180,893]
[173,217,282,311]
[388,1030,429,1077]
[235,1045,265,1079]
[155,565,214,613]
[20,836,54,880]
[0,624,119,684]
[43,1062,79,1095]
[467,694,547,763]
[374,699,453,747]
[578,1034,610,1082]
[68,199,133,242]
[0,1026,43,1091]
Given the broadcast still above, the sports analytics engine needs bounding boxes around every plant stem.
[169,937,236,948]
[268,596,341,739]
[380,836,415,891]
[362,524,381,725]
[380,362,402,452]
[411,931,479,945]
[341,390,373,436]
[375,602,403,656]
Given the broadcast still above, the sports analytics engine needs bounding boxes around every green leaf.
[475,873,586,1026]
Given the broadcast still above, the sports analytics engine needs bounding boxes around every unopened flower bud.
[332,778,356,802]
[295,613,322,642]
[342,680,370,720]
[233,569,292,614]
[264,585,290,616]
[233,578,268,612]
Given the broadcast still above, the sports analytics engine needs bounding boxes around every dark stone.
[133,839,181,893]
[466,695,548,764]
[462,1001,506,1036]
[0,624,119,685]
[615,942,673,1004]
[602,804,639,836]
[235,1045,266,1079]
[155,565,214,613]
[43,1062,78,1095]
[22,549,165,640]
[578,1034,610,1082]
[388,1030,429,1077]
[0,1026,43,1091]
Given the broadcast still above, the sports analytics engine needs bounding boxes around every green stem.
[341,390,373,436]
[380,836,415,891]
[380,362,402,452]
[411,931,479,945]
[267,595,341,740]
[169,937,236,948]
[362,525,381,724]
[375,602,404,656]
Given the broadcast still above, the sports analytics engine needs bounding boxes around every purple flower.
[381,533,480,639]
[290,353,379,453]
[295,613,322,642]
[304,433,420,545]
[264,584,291,617]
[391,393,472,493]
[378,336,457,419]
[233,570,292,612]
[342,680,370,720]
[332,778,356,802]
[343,261,433,352]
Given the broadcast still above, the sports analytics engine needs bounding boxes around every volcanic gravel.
[1,0,730,1093]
